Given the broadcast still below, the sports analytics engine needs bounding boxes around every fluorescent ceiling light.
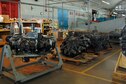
[102,0,110,5]
[115,6,118,9]
[113,12,117,14]
[122,14,125,16]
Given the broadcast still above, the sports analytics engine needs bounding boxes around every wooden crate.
[51,53,98,65]
[113,52,126,83]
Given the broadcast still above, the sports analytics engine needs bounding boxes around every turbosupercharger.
[7,32,56,55]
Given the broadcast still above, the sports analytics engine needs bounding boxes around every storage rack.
[0,21,11,46]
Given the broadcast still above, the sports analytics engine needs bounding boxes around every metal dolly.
[0,43,63,84]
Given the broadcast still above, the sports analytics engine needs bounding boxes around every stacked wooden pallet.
[51,53,98,65]
[51,48,112,65]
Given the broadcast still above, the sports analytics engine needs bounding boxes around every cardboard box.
[1,15,10,22]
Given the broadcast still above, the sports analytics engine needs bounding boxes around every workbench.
[0,29,10,46]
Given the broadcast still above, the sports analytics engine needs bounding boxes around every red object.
[0,1,18,18]
[91,20,99,22]
[10,3,18,18]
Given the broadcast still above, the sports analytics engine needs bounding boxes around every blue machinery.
[0,41,63,84]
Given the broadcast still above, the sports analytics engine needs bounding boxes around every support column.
[62,2,64,29]
[18,0,23,35]
[87,0,91,31]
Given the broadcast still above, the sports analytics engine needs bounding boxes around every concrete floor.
[0,45,124,84]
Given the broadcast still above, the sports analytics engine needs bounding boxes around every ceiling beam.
[89,0,109,10]
[110,0,125,11]
[21,1,79,11]
[47,0,85,5]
